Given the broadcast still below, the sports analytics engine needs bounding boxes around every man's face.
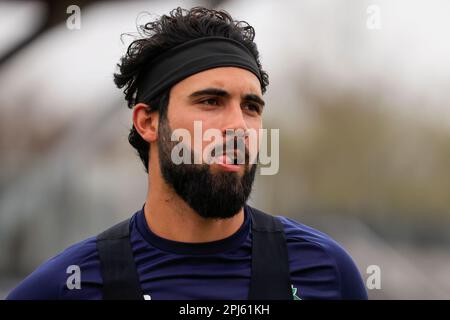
[157,67,264,219]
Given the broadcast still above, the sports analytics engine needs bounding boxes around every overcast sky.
[0,0,449,128]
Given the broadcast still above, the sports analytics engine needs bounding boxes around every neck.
[143,159,245,243]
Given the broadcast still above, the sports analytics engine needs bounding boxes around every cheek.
[246,116,262,138]
[246,116,262,129]
[167,105,217,155]
[246,118,262,162]
[167,100,214,131]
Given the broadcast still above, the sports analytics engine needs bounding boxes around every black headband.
[136,36,262,103]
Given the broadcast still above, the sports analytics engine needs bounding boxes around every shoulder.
[6,236,101,300]
[277,215,368,300]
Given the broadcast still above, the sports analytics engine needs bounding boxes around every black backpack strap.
[247,206,293,300]
[96,218,143,300]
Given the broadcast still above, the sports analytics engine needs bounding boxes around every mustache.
[206,140,251,165]
[163,123,256,165]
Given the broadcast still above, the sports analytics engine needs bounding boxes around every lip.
[216,163,241,172]
[215,154,241,172]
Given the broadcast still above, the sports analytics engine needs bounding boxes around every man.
[7,7,367,300]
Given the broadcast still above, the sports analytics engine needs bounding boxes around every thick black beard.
[157,118,257,220]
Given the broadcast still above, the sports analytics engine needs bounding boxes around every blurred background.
[1,0,450,299]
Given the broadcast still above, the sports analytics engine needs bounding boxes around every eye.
[243,103,261,114]
[200,98,219,106]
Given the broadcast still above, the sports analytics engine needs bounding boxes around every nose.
[220,100,249,135]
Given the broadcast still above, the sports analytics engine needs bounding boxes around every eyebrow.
[189,87,230,98]
[189,87,265,107]
[243,93,265,107]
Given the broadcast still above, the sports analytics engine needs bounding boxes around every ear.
[132,103,159,143]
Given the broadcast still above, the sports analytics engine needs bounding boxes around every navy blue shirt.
[6,205,368,300]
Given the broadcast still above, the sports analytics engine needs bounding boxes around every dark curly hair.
[114,6,269,173]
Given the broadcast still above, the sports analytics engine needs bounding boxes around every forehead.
[170,66,262,97]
